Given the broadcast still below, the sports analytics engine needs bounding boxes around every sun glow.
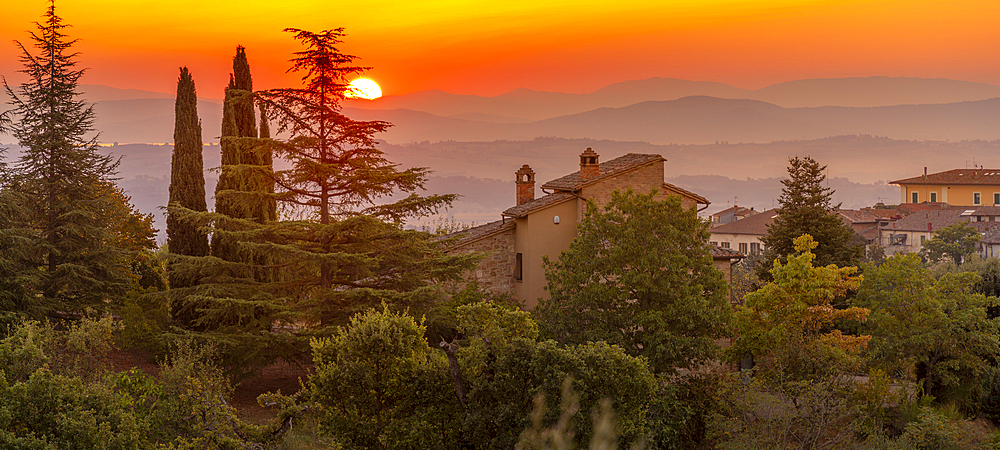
[346,78,382,99]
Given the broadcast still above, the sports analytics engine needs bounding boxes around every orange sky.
[1,0,998,97]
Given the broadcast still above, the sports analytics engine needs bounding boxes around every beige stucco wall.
[709,232,766,255]
[514,199,580,309]
[899,183,1000,206]
[880,229,932,256]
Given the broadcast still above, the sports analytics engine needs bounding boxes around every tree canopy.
[729,234,870,379]
[920,222,981,265]
[536,188,732,373]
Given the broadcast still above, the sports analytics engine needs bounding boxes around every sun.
[346,78,382,99]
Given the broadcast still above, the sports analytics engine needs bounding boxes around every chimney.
[515,164,535,206]
[924,167,927,179]
[928,222,932,232]
[580,148,600,181]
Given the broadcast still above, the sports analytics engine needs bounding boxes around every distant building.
[879,205,1000,257]
[891,168,1000,206]
[710,205,758,226]
[708,209,778,256]
[446,149,742,308]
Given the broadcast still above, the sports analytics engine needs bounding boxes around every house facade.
[892,168,1000,206]
[708,209,778,256]
[879,206,1000,257]
[448,149,741,309]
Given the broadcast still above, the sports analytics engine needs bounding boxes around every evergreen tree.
[166,67,209,284]
[258,28,474,325]
[759,156,862,279]
[1,3,125,315]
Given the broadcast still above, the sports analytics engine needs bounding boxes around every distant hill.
[345,96,1000,144]
[91,98,223,144]
[346,76,1000,120]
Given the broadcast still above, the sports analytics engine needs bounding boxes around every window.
[994,193,999,205]
[890,234,907,245]
[930,192,937,202]
[710,241,718,246]
[721,242,730,248]
[514,253,523,281]
[921,235,926,244]
[912,192,918,203]
[739,242,748,253]
[750,242,761,254]
[975,192,982,205]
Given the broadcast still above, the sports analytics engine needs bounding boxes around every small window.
[721,242,730,249]
[514,253,523,281]
[739,242,748,253]
[921,235,926,244]
[994,193,999,205]
[750,242,761,254]
[975,192,982,205]
[710,241,718,246]
[930,192,937,202]
[912,192,918,203]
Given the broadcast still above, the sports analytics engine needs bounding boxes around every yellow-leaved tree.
[728,234,870,379]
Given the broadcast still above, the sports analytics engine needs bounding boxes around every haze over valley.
[4,77,998,235]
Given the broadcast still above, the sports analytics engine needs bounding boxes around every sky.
[1,0,998,98]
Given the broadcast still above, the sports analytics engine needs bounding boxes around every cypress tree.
[212,47,275,263]
[166,67,209,274]
[1,2,125,315]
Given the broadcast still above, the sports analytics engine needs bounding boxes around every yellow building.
[892,168,1000,206]
[448,149,739,309]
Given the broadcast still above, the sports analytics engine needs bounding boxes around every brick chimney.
[515,164,535,206]
[580,148,600,181]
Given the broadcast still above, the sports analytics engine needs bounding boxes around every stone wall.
[579,162,665,220]
[451,227,517,296]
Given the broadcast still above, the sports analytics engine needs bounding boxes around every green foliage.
[645,373,729,450]
[921,222,982,265]
[760,156,863,279]
[711,375,861,450]
[309,306,462,449]
[852,253,1000,403]
[463,338,656,449]
[891,407,971,450]
[538,188,731,374]
[167,66,210,289]
[729,234,870,379]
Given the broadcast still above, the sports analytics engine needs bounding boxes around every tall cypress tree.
[166,67,209,279]
[212,47,274,264]
[1,2,124,315]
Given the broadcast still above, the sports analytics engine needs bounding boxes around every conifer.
[759,156,862,279]
[166,67,209,270]
[1,2,125,315]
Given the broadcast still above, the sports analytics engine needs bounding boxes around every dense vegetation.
[5,4,1000,450]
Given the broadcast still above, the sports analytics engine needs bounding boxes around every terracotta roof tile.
[837,209,882,223]
[885,209,966,232]
[442,219,515,247]
[710,209,779,236]
[710,245,744,259]
[502,192,576,218]
[711,205,754,217]
[541,153,664,191]
[892,169,1000,186]
[662,182,710,205]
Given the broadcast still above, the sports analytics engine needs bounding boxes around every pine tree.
[760,156,862,279]
[166,67,209,275]
[1,2,125,315]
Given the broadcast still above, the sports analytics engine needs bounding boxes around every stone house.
[710,205,758,226]
[879,206,1000,257]
[708,209,778,256]
[447,148,742,309]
